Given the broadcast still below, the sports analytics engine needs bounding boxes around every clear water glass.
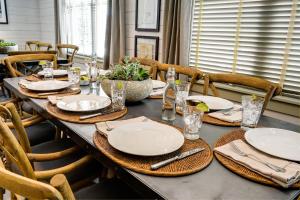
[111,80,127,110]
[42,62,53,80]
[241,95,264,130]
[68,67,81,90]
[183,105,203,140]
[176,82,190,112]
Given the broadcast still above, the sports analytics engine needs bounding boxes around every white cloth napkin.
[95,116,149,137]
[150,88,165,96]
[19,79,32,88]
[208,105,242,123]
[214,139,300,188]
[48,96,63,105]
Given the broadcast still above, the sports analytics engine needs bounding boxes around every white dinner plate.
[152,80,166,89]
[25,80,72,92]
[108,121,184,156]
[245,128,300,161]
[186,95,234,110]
[38,69,68,77]
[57,94,111,112]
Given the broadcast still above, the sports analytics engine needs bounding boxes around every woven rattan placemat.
[25,75,68,82]
[214,129,300,188]
[93,124,213,176]
[46,102,128,124]
[19,87,81,99]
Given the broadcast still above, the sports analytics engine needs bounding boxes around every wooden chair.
[8,50,57,56]
[56,44,79,69]
[0,159,140,200]
[26,41,52,51]
[206,73,282,112]
[4,54,57,77]
[153,63,209,95]
[0,103,98,189]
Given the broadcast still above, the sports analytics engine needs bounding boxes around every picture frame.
[135,0,161,32]
[135,36,159,60]
[0,0,8,24]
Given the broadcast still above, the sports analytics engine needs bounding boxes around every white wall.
[125,0,165,62]
[0,0,55,49]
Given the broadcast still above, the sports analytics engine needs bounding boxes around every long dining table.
[4,77,300,200]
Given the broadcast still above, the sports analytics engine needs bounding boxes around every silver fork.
[230,142,286,173]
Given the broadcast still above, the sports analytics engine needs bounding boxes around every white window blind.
[189,0,300,96]
[62,0,107,58]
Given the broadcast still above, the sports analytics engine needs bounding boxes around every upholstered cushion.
[11,120,56,146]
[33,138,101,184]
[75,179,141,199]
[25,120,56,146]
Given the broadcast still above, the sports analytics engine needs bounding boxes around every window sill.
[193,80,300,117]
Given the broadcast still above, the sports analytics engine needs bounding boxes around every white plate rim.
[38,69,68,77]
[56,94,111,112]
[245,128,300,161]
[152,80,166,89]
[186,95,234,110]
[107,121,184,156]
[25,80,71,92]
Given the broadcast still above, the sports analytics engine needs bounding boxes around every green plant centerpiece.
[100,56,153,102]
[0,41,18,54]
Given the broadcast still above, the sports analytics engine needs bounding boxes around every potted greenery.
[0,40,18,54]
[100,56,153,102]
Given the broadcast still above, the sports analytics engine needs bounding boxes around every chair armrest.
[6,114,45,129]
[27,146,80,162]
[34,155,93,179]
[50,174,76,200]
[0,98,18,106]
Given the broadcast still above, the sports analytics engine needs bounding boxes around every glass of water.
[111,80,127,110]
[183,105,203,140]
[42,61,53,80]
[241,95,264,130]
[176,82,190,112]
[68,67,81,91]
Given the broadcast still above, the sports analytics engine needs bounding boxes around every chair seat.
[25,120,56,146]
[75,179,141,199]
[11,120,56,146]
[33,138,101,184]
[21,101,34,114]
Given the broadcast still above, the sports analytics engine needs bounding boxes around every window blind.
[189,0,300,96]
[62,0,107,57]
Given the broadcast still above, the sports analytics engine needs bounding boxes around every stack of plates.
[186,95,234,110]
[56,94,111,113]
[108,120,184,156]
[245,128,300,161]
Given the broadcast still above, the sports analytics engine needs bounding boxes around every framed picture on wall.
[135,0,161,32]
[135,36,159,60]
[0,0,8,24]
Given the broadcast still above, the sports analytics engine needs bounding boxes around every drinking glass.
[183,105,203,140]
[111,80,127,110]
[176,82,190,112]
[68,67,80,91]
[241,95,264,130]
[42,61,53,80]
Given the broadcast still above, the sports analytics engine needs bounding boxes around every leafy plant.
[0,41,16,47]
[104,56,150,81]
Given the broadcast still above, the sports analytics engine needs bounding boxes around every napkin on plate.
[214,139,300,188]
[95,116,149,137]
[150,88,165,96]
[19,79,32,88]
[48,96,63,105]
[208,105,242,123]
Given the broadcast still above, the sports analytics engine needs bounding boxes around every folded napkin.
[208,105,242,123]
[95,116,149,137]
[150,88,165,96]
[214,139,300,188]
[48,96,63,105]
[19,79,32,88]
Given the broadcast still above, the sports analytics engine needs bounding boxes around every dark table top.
[4,77,300,200]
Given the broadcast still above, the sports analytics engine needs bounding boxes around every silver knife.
[151,147,205,170]
[79,108,121,120]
